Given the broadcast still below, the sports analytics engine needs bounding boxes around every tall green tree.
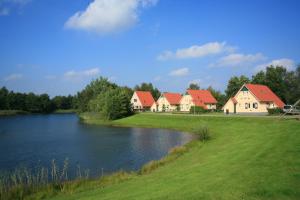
[251,65,300,104]
[76,77,117,112]
[207,86,227,110]
[225,75,250,97]
[0,87,9,109]
[134,83,160,100]
[251,71,266,85]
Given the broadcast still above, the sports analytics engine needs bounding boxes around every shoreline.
[1,112,299,199]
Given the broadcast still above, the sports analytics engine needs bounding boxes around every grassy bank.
[7,113,300,199]
[53,109,78,114]
[0,110,29,116]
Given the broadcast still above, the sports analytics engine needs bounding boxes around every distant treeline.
[1,65,299,118]
[0,88,75,113]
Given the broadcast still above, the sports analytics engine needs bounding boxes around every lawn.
[31,113,300,200]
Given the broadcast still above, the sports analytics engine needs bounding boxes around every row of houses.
[131,89,218,112]
[131,83,285,114]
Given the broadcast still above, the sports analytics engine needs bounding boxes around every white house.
[223,83,285,114]
[180,90,217,112]
[131,91,155,111]
[151,92,182,112]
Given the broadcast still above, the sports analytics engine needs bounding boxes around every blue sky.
[0,0,299,97]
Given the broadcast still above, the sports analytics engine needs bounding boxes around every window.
[245,103,251,109]
[253,103,258,109]
[134,99,137,102]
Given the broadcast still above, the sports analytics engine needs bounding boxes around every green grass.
[12,114,300,199]
[53,109,78,114]
[0,110,29,116]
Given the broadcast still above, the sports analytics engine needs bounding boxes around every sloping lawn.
[37,114,300,200]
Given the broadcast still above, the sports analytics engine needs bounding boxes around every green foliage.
[252,65,300,104]
[194,126,211,141]
[225,75,250,97]
[207,86,227,109]
[267,108,283,115]
[88,86,133,120]
[188,83,200,90]
[134,82,161,100]
[52,95,74,110]
[75,77,118,112]
[0,88,56,113]
[189,106,209,114]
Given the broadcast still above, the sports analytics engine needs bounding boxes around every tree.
[76,77,117,112]
[251,65,300,104]
[264,66,287,103]
[251,71,266,85]
[207,86,227,110]
[225,75,250,97]
[134,83,161,100]
[188,83,200,90]
[89,87,133,120]
[0,87,9,109]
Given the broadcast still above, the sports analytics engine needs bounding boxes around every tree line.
[1,65,299,118]
[0,88,75,113]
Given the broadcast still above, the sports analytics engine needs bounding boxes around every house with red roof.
[131,91,155,111]
[180,90,217,111]
[223,83,285,114]
[151,92,182,112]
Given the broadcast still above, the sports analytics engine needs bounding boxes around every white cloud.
[65,0,158,34]
[169,67,189,77]
[212,53,266,67]
[64,67,100,81]
[4,73,23,81]
[255,58,295,72]
[157,42,235,60]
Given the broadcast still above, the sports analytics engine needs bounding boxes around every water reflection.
[0,114,194,177]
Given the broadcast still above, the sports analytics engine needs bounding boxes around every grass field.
[25,113,299,200]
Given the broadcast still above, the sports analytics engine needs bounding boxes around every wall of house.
[130,92,143,110]
[206,104,217,110]
[223,99,235,114]
[151,103,157,112]
[156,96,178,112]
[224,90,278,114]
[180,95,193,112]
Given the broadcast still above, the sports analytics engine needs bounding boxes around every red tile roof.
[187,90,217,108]
[163,92,182,105]
[135,91,155,107]
[245,84,285,108]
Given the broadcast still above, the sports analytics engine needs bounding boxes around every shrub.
[267,108,283,115]
[194,126,211,141]
[189,106,210,114]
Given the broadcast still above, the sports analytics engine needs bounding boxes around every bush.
[194,126,211,141]
[189,106,210,114]
[267,108,283,115]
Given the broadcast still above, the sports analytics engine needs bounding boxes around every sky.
[0,0,300,97]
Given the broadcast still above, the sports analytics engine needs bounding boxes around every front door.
[234,104,237,114]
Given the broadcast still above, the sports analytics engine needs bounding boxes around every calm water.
[0,114,193,177]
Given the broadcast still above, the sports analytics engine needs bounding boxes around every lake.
[0,114,193,177]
